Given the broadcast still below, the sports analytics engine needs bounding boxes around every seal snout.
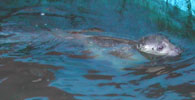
[173,47,182,55]
[165,44,182,56]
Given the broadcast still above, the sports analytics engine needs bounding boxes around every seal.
[50,28,182,59]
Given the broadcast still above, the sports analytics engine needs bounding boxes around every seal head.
[136,35,182,56]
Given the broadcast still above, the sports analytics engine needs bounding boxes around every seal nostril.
[175,48,182,54]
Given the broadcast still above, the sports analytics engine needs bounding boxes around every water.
[0,0,194,100]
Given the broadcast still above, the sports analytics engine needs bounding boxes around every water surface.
[0,0,194,100]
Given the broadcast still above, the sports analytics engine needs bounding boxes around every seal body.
[51,28,182,60]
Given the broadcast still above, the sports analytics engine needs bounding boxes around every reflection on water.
[0,0,194,100]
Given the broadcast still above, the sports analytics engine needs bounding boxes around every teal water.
[0,0,194,100]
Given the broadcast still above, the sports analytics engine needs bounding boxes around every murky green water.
[0,0,194,100]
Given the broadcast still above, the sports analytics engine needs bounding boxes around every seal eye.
[157,45,164,51]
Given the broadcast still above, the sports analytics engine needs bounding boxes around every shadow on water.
[0,0,194,100]
[0,58,75,100]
